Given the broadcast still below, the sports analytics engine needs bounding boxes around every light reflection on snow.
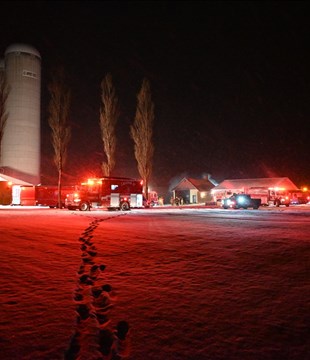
[0,207,309,359]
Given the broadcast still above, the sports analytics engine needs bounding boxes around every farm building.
[0,173,33,205]
[171,177,215,204]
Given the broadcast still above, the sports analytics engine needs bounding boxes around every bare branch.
[99,73,119,176]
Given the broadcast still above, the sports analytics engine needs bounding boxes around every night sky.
[1,1,310,189]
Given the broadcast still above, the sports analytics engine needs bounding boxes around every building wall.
[0,44,41,184]
[0,181,12,204]
[190,189,198,203]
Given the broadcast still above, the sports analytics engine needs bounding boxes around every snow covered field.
[0,206,309,360]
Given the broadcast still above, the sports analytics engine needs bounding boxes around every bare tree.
[99,73,119,176]
[48,67,71,208]
[130,78,154,199]
[0,70,9,160]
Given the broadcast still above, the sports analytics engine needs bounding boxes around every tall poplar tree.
[130,78,154,199]
[48,67,71,208]
[99,73,119,176]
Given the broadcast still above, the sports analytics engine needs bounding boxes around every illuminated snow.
[0,206,309,359]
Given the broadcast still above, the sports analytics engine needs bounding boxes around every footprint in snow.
[76,304,90,321]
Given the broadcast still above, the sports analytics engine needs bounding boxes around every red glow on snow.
[1,206,309,359]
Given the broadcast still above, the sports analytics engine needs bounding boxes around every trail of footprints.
[65,217,129,360]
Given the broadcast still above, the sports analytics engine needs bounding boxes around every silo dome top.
[5,43,41,59]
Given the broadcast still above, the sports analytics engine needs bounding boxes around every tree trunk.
[58,159,62,209]
[145,181,149,202]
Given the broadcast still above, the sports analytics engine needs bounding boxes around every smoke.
[168,172,188,192]
[259,162,279,178]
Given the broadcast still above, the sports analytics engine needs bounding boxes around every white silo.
[0,44,41,184]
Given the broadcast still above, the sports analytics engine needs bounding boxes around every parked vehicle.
[246,188,290,207]
[222,194,261,209]
[288,189,310,205]
[269,189,290,207]
[146,191,159,206]
[65,176,144,211]
[35,185,77,208]
[12,185,77,207]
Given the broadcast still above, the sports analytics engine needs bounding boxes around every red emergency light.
[268,187,286,191]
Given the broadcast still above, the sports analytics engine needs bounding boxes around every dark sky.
[1,0,310,189]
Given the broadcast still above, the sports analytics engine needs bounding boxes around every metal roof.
[172,177,214,191]
[213,177,298,191]
[0,174,33,186]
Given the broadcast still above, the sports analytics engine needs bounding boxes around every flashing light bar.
[80,178,102,186]
[268,187,286,191]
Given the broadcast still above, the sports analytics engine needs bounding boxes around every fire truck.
[65,176,144,211]
[246,187,290,207]
[35,185,77,207]
[287,188,310,205]
[146,190,159,206]
[14,185,77,207]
